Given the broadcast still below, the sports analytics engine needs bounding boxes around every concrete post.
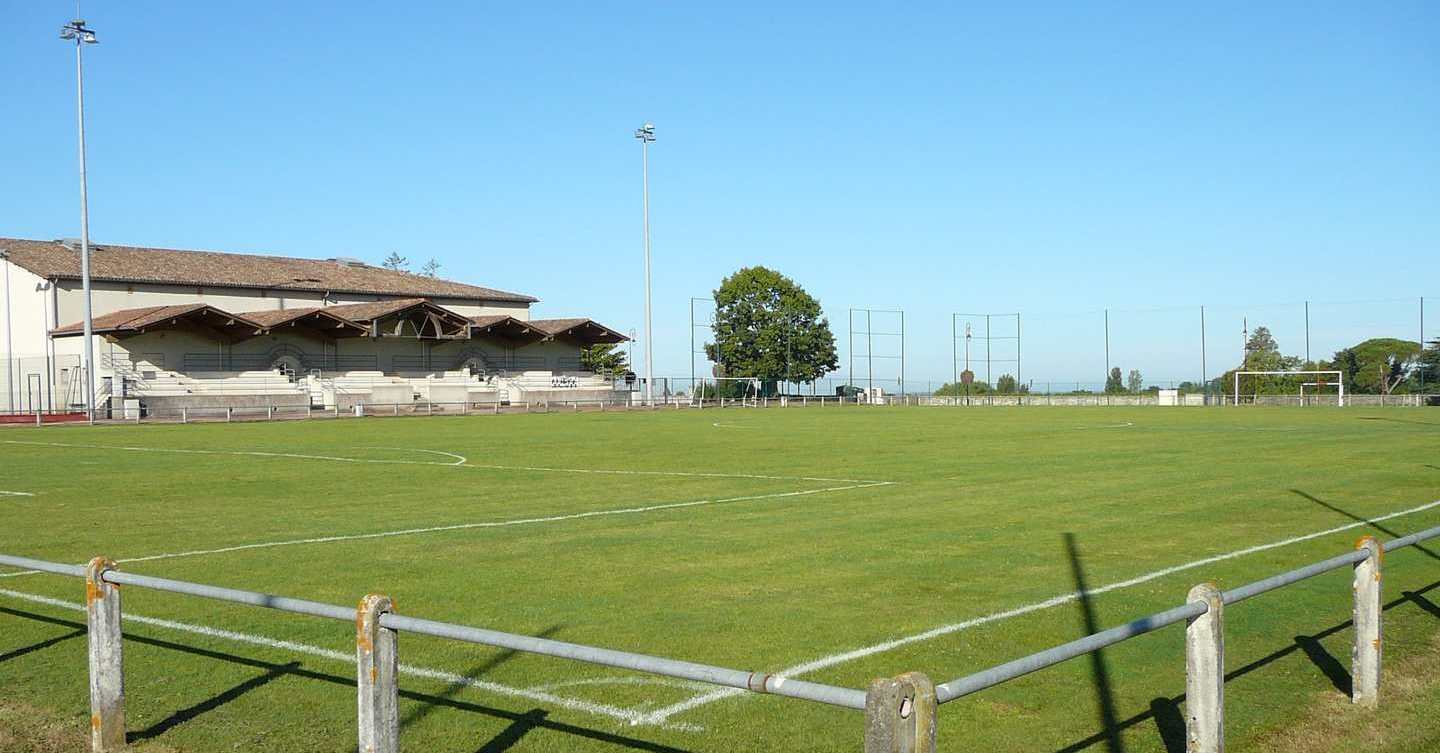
[1185,583,1224,753]
[1352,536,1382,707]
[85,557,125,752]
[226,407,232,422]
[864,672,936,753]
[393,403,399,416]
[267,405,274,420]
[426,401,433,416]
[356,594,399,753]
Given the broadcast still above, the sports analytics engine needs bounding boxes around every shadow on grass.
[1290,489,1440,562]
[0,607,692,753]
[1048,579,1440,753]
[1356,416,1440,427]
[400,624,564,732]
[0,626,85,664]
[1064,533,1127,753]
[129,661,301,743]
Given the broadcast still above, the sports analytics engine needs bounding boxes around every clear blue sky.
[4,2,1436,388]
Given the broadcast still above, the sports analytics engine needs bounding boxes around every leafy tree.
[420,258,441,278]
[1220,325,1306,396]
[935,380,992,396]
[995,373,1024,394]
[580,344,628,377]
[1127,369,1143,393]
[1104,367,1125,394]
[703,267,838,395]
[1326,338,1422,394]
[381,251,410,272]
[1415,339,1439,392]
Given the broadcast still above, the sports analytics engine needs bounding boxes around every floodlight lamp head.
[60,20,96,43]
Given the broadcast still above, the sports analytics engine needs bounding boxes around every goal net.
[1232,370,1344,407]
[691,377,762,407]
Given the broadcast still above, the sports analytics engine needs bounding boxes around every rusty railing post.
[1185,583,1224,753]
[356,594,399,753]
[864,671,936,753]
[85,557,125,752]
[1353,536,1382,707]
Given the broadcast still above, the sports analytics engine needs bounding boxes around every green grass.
[1,406,1437,752]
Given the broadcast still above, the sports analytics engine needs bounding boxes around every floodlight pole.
[635,123,656,406]
[62,18,99,423]
[1304,300,1311,364]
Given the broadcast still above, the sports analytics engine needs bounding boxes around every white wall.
[1,260,52,411]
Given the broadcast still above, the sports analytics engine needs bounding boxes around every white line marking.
[363,447,469,465]
[639,497,1440,724]
[1,439,882,484]
[710,422,748,429]
[0,490,34,497]
[0,587,700,731]
[1073,422,1135,430]
[0,482,893,577]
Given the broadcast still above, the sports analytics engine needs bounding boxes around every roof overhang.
[537,319,629,346]
[469,316,547,344]
[51,305,265,341]
[244,308,371,338]
[364,300,473,340]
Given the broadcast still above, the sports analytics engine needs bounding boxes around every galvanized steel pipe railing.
[934,522,1440,705]
[0,552,864,710]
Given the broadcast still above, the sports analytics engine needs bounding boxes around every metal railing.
[3,523,1437,751]
[0,552,870,753]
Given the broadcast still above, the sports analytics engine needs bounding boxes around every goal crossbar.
[1232,370,1344,407]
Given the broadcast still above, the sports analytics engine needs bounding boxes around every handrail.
[0,553,865,711]
[933,522,1440,705]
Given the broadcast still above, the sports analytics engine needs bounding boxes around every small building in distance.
[0,237,629,414]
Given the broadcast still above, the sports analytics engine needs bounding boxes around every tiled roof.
[0,237,536,303]
[530,318,628,343]
[51,304,263,335]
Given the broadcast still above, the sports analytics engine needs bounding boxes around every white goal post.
[1232,370,1344,407]
[691,377,763,408]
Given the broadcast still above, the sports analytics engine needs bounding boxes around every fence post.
[226,407,233,423]
[355,594,399,753]
[1352,536,1383,707]
[85,557,125,753]
[1185,583,1224,753]
[267,405,274,421]
[864,671,936,753]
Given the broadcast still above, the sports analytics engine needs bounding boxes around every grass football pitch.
[1,406,1438,752]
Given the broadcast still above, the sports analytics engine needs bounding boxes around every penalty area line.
[0,490,34,497]
[638,496,1440,725]
[0,482,895,578]
[0,587,699,730]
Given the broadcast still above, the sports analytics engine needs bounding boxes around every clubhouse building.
[0,237,628,414]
